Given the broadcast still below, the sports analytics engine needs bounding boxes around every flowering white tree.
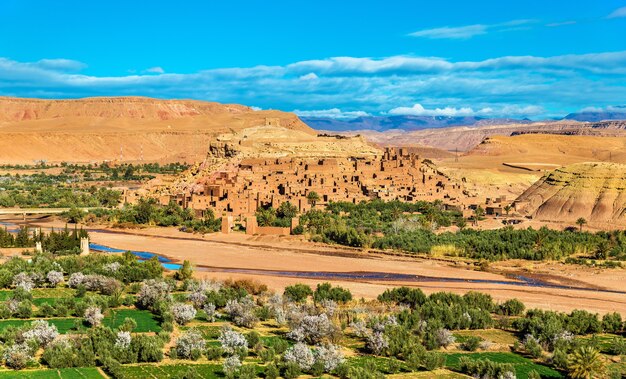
[188,290,207,309]
[23,320,58,347]
[223,355,242,377]
[115,331,132,349]
[224,297,258,328]
[366,331,389,355]
[175,329,206,359]
[46,271,64,287]
[171,303,197,325]
[3,343,32,369]
[12,272,34,292]
[104,262,121,273]
[314,343,345,372]
[287,313,332,344]
[218,326,248,355]
[68,272,85,287]
[203,303,218,322]
[435,328,455,348]
[137,280,172,309]
[350,320,369,337]
[84,306,104,327]
[284,342,315,370]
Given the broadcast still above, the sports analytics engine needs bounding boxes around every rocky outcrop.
[514,162,626,225]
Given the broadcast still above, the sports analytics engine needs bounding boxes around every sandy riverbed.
[8,216,626,315]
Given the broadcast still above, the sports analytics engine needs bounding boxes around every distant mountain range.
[301,107,626,132]
[301,115,532,132]
[563,106,626,122]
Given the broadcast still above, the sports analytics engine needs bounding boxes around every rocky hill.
[514,162,626,226]
[0,97,314,164]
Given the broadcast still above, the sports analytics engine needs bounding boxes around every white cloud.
[0,51,624,120]
[409,24,487,39]
[294,108,370,119]
[298,72,318,81]
[409,19,535,40]
[144,66,165,74]
[546,21,577,27]
[579,105,626,112]
[388,103,543,117]
[608,6,626,19]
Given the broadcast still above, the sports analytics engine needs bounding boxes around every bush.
[499,298,525,316]
[313,282,352,304]
[284,283,313,303]
[461,336,482,351]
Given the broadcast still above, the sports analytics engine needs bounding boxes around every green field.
[445,352,563,379]
[0,367,105,378]
[0,309,160,334]
[119,363,222,379]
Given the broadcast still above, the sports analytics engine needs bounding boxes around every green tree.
[277,201,298,219]
[176,260,193,281]
[283,283,313,303]
[567,346,605,379]
[307,191,320,207]
[576,217,587,232]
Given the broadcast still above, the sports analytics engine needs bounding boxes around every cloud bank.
[1,50,626,119]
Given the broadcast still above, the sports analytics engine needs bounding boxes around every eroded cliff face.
[515,162,626,225]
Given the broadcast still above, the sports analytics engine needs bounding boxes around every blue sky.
[1,0,626,119]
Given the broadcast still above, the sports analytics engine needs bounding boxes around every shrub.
[265,363,279,379]
[284,283,313,303]
[313,282,352,304]
[499,298,525,316]
[461,336,482,351]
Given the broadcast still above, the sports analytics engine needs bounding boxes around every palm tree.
[306,191,320,207]
[503,205,512,217]
[567,346,605,379]
[576,217,587,232]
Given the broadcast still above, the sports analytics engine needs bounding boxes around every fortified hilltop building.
[156,146,468,219]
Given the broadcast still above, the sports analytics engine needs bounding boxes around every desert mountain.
[514,162,626,226]
[0,97,315,164]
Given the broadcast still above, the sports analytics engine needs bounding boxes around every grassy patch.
[0,367,105,378]
[119,363,223,379]
[446,352,563,379]
[103,309,160,333]
[0,309,159,334]
[453,329,517,345]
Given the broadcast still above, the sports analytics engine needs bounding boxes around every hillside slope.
[0,97,314,164]
[515,163,626,226]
